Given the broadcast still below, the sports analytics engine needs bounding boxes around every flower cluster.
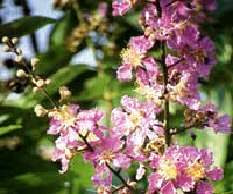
[184,103,232,133]
[45,103,104,174]
[2,0,229,193]
[148,145,223,194]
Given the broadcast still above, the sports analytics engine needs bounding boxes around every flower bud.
[59,86,71,100]
[15,55,23,63]
[34,104,48,117]
[45,79,51,85]
[2,45,10,52]
[33,87,39,93]
[30,58,39,69]
[35,79,45,88]
[1,36,9,43]
[11,37,18,44]
[16,69,26,77]
[16,48,22,55]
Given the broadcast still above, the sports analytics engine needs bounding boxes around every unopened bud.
[16,69,26,77]
[11,37,18,44]
[16,48,22,55]
[34,104,48,117]
[15,55,23,63]
[30,58,39,68]
[35,79,45,88]
[59,86,71,100]
[2,45,10,52]
[45,79,51,85]
[33,87,39,93]
[1,36,9,43]
[196,111,205,119]
[128,182,137,187]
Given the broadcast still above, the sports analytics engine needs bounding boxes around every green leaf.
[0,125,21,136]
[0,16,56,37]
[49,11,77,48]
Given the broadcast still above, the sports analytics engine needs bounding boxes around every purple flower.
[116,64,133,82]
[117,36,154,82]
[147,145,223,193]
[196,181,213,194]
[92,165,112,186]
[112,0,134,16]
[206,167,224,181]
[161,181,176,194]
[210,115,232,133]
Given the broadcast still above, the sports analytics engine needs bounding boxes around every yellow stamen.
[159,160,177,180]
[186,162,205,181]
[120,48,142,67]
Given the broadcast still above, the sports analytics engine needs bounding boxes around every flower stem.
[80,134,132,191]
[161,42,171,146]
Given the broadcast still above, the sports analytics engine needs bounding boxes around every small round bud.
[15,55,23,63]
[35,79,45,88]
[2,45,10,52]
[196,111,205,120]
[33,87,39,93]
[34,104,48,117]
[16,48,22,55]
[11,37,18,44]
[1,36,9,43]
[45,79,51,85]
[16,69,26,77]
[30,58,39,68]
[59,86,71,100]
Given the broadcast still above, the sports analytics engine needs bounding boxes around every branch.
[79,134,133,191]
[79,134,94,152]
[161,42,171,146]
[170,125,197,135]
[106,163,133,191]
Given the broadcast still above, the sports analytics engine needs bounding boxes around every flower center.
[186,162,205,181]
[99,150,115,164]
[129,110,143,126]
[159,160,177,180]
[120,48,142,67]
[50,105,76,127]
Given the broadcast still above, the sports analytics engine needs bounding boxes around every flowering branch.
[2,0,232,194]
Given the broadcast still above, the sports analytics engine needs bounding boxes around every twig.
[79,134,94,152]
[79,134,133,191]
[161,42,171,146]
[106,163,133,191]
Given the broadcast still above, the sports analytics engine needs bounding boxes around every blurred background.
[0,0,232,193]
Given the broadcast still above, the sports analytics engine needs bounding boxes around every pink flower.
[117,36,154,82]
[196,181,213,194]
[112,0,134,16]
[210,115,232,133]
[161,181,176,194]
[206,167,224,181]
[147,145,224,193]
[116,64,133,82]
[92,165,112,186]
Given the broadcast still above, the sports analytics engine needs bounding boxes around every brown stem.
[79,134,133,190]
[6,40,58,108]
[161,42,171,146]
[79,134,94,152]
[106,163,133,191]
[112,185,126,193]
